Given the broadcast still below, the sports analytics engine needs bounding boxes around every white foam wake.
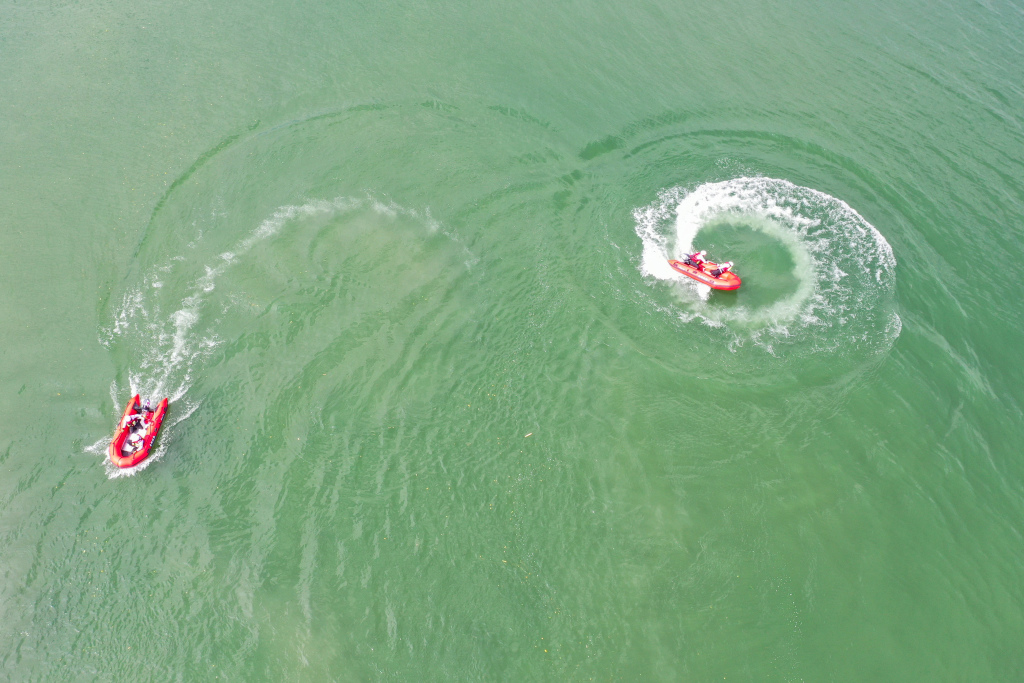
[99,195,436,475]
[634,177,901,355]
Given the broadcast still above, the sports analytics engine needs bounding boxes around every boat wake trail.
[634,177,901,359]
[99,195,429,475]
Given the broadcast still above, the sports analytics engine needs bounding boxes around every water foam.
[99,195,437,475]
[635,177,900,356]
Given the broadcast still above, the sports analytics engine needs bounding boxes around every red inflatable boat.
[668,259,742,291]
[109,394,168,468]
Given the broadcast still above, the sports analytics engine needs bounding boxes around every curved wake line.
[98,194,441,475]
[634,177,900,356]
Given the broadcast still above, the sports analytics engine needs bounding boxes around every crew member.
[127,430,145,452]
[710,261,734,277]
[684,251,707,270]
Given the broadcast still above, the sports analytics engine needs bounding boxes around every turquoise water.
[2,0,1023,680]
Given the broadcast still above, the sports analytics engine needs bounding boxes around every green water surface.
[2,0,1023,680]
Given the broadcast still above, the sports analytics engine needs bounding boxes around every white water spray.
[634,177,900,355]
[99,195,438,475]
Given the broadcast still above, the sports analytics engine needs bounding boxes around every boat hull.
[109,394,169,468]
[668,259,742,291]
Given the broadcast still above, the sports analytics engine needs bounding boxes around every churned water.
[2,0,1023,680]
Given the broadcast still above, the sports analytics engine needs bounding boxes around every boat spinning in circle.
[668,258,741,291]
[109,394,169,468]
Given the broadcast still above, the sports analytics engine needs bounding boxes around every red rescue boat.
[668,259,742,291]
[109,394,169,468]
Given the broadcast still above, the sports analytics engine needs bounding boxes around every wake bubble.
[634,177,900,357]
[98,195,436,476]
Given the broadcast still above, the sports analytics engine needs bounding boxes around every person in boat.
[123,412,143,430]
[127,430,146,452]
[683,251,707,270]
[710,261,734,278]
[133,397,156,423]
[133,399,152,417]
